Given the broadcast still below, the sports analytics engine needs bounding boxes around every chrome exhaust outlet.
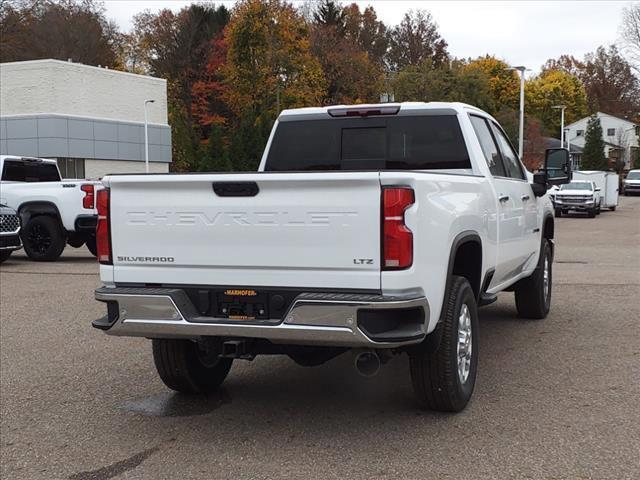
[354,350,381,377]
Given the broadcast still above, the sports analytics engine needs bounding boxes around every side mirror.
[543,148,572,186]
[595,187,601,192]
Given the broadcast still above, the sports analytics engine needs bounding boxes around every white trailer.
[573,171,619,211]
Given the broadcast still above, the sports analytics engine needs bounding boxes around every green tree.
[199,123,232,172]
[462,56,520,114]
[581,115,607,170]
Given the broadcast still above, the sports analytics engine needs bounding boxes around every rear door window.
[489,123,526,180]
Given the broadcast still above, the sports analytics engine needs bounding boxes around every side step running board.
[479,293,497,307]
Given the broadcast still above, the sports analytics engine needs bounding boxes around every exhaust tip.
[354,351,380,377]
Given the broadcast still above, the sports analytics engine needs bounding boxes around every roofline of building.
[0,58,166,84]
[0,112,169,127]
[565,111,637,129]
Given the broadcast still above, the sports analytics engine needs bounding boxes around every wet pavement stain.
[68,446,159,480]
[120,390,231,417]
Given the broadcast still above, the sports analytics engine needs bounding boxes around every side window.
[470,116,506,177]
[490,123,526,180]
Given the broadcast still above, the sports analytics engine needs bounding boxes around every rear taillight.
[81,184,95,209]
[96,188,111,264]
[382,187,414,270]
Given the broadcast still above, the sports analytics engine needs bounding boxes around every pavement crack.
[68,446,160,480]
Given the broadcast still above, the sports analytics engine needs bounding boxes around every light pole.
[552,105,566,148]
[508,66,528,158]
[144,99,155,173]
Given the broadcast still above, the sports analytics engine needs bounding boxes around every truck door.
[488,122,539,282]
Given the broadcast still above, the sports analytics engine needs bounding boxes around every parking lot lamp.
[144,99,155,173]
[507,66,528,158]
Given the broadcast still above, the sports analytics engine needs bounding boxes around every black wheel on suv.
[21,216,66,261]
[152,339,233,393]
[409,276,478,412]
[514,239,552,319]
[587,209,596,218]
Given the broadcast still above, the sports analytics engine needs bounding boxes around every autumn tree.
[581,45,640,118]
[199,123,233,172]
[223,0,325,120]
[387,10,448,71]
[391,60,494,112]
[342,3,388,65]
[0,0,121,67]
[309,1,384,104]
[462,56,520,114]
[521,116,546,171]
[525,69,588,136]
[581,115,607,170]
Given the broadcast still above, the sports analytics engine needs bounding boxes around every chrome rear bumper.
[93,287,429,348]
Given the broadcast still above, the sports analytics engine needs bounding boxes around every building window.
[576,130,584,136]
[607,128,615,137]
[57,158,85,179]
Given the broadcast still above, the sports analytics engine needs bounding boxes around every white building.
[565,112,639,169]
[0,59,171,178]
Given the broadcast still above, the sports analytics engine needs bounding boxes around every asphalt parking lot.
[1,197,639,480]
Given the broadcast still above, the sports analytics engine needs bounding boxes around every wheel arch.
[446,231,483,303]
[18,201,62,227]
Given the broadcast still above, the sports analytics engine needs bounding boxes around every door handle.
[521,194,530,201]
[498,194,510,202]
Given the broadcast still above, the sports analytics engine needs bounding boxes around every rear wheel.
[409,276,478,412]
[515,239,552,319]
[21,216,66,261]
[152,339,232,393]
[609,206,616,212]
[0,250,12,263]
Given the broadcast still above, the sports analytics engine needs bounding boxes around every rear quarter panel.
[380,171,497,334]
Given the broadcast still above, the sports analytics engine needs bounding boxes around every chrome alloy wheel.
[457,303,472,384]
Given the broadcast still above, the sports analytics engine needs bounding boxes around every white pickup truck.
[92,103,571,412]
[0,156,100,260]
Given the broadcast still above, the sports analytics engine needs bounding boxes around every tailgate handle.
[212,182,259,197]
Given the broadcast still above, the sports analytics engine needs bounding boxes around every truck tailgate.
[107,172,382,290]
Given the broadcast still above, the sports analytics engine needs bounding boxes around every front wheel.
[152,339,232,393]
[21,216,66,261]
[587,209,596,218]
[514,239,552,319]
[554,208,562,218]
[409,276,479,412]
[0,250,12,264]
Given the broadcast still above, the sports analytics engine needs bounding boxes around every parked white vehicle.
[0,156,100,261]
[623,169,640,195]
[554,180,600,218]
[92,102,572,412]
[573,170,619,211]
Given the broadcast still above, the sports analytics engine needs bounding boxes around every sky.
[103,0,634,74]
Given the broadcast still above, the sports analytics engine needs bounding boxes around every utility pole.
[508,66,528,158]
[144,99,155,173]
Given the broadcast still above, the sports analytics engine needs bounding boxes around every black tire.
[0,250,12,263]
[409,276,478,412]
[21,216,66,261]
[609,206,616,212]
[554,208,562,218]
[515,239,552,319]
[596,205,601,215]
[587,209,596,218]
[85,235,97,257]
[152,339,232,393]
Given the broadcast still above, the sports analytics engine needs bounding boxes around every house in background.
[564,112,639,170]
[0,59,172,179]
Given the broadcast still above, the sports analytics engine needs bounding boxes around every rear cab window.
[265,115,471,172]
[1,159,60,182]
